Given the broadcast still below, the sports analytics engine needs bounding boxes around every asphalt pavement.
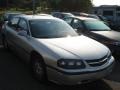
[0,38,120,90]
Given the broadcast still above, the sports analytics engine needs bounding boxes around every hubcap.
[34,60,44,79]
[3,39,8,48]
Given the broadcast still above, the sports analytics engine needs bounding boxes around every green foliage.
[48,0,93,12]
[0,0,93,12]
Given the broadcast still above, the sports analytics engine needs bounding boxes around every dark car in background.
[0,12,24,34]
[51,12,74,19]
[64,16,120,57]
[72,12,100,19]
[71,12,109,26]
[97,15,108,22]
[3,12,23,21]
[97,15,109,26]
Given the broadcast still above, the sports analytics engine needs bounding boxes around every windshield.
[84,20,111,31]
[30,19,78,38]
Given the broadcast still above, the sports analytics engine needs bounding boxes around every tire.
[2,36,9,49]
[31,54,47,82]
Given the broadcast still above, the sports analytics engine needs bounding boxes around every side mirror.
[18,30,27,37]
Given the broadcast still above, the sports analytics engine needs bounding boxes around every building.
[93,5,120,28]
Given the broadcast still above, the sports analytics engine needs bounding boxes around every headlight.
[113,42,120,46]
[102,41,120,46]
[57,59,85,69]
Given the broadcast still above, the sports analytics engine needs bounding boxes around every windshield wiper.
[91,29,111,31]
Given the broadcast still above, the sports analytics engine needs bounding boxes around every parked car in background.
[0,12,24,33]
[36,13,53,17]
[97,15,108,22]
[0,14,4,31]
[3,12,23,21]
[64,16,120,57]
[71,12,109,26]
[51,12,74,19]
[72,12,100,19]
[1,15,114,85]
[97,15,109,26]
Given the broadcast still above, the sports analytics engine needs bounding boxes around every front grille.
[86,54,111,67]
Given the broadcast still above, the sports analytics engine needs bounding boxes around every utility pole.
[32,0,36,14]
[6,0,9,10]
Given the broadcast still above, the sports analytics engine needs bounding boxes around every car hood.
[37,35,109,60]
[92,30,120,41]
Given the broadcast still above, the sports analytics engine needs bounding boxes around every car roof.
[36,13,53,16]
[52,12,73,15]
[16,15,61,21]
[71,12,99,19]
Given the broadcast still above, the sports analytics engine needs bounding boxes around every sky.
[93,0,120,6]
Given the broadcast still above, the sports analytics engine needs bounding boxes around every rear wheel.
[31,54,47,82]
[2,36,9,49]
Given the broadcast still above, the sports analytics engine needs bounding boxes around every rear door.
[5,17,20,50]
[13,18,32,62]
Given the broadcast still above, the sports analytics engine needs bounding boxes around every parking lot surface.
[0,39,120,90]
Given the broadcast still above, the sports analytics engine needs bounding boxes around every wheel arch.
[30,50,48,82]
[30,50,45,64]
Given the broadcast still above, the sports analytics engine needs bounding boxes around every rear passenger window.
[18,19,28,31]
[17,19,30,35]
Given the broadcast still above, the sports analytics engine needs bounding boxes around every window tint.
[18,19,28,31]
[72,19,83,29]
[64,18,73,24]
[30,19,78,38]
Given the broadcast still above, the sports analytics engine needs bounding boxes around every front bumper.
[46,57,114,85]
[107,45,120,56]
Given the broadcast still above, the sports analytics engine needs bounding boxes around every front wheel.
[31,55,47,82]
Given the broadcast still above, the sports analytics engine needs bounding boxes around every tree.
[0,0,93,12]
[0,0,8,8]
[48,0,93,12]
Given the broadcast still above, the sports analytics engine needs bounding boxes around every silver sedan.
[1,15,114,85]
